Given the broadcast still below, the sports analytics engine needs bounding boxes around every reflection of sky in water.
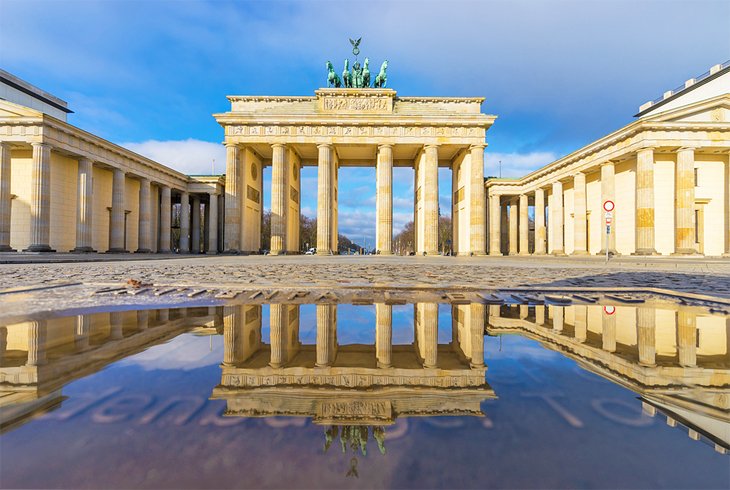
[1,308,728,489]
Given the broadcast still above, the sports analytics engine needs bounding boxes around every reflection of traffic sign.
[605,217,613,224]
[603,200,615,212]
[603,305,616,315]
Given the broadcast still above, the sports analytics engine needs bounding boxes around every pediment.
[0,99,44,119]
[645,95,730,124]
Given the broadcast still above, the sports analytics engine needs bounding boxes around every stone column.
[223,305,242,366]
[551,181,565,255]
[535,305,546,325]
[135,177,152,253]
[677,311,697,367]
[573,172,588,255]
[470,144,487,255]
[552,306,564,333]
[574,305,587,342]
[109,312,124,340]
[316,144,333,255]
[489,194,502,255]
[423,145,439,255]
[207,192,218,254]
[519,193,529,255]
[675,147,697,254]
[316,304,336,367]
[24,143,54,252]
[470,303,485,367]
[224,143,240,253]
[599,161,617,255]
[179,192,190,253]
[602,311,616,352]
[108,168,127,253]
[508,198,518,255]
[26,320,47,366]
[421,303,438,368]
[269,304,287,367]
[270,143,287,255]
[375,303,392,368]
[375,144,393,254]
[158,185,172,253]
[635,147,657,255]
[191,196,201,253]
[637,307,656,366]
[0,142,12,251]
[534,188,546,255]
[137,310,149,331]
[74,315,90,350]
[70,157,95,252]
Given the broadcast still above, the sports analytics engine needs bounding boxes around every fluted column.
[224,143,240,253]
[109,312,124,340]
[271,144,287,255]
[675,147,697,254]
[376,144,393,254]
[316,304,336,367]
[108,168,127,253]
[424,145,439,255]
[519,194,529,255]
[135,177,152,253]
[25,143,53,252]
[489,194,502,255]
[421,303,438,368]
[316,144,333,254]
[191,196,201,253]
[508,198,518,255]
[375,303,392,368]
[573,172,588,255]
[223,306,242,366]
[470,144,487,255]
[574,305,587,342]
[26,320,47,366]
[599,161,617,255]
[207,192,218,254]
[470,303,485,367]
[552,306,564,333]
[71,157,95,252]
[0,143,14,252]
[158,185,172,253]
[602,311,616,352]
[637,307,656,366]
[677,311,697,367]
[137,310,149,331]
[269,304,287,367]
[75,315,90,350]
[551,181,565,255]
[534,188,546,255]
[179,192,190,253]
[635,147,657,255]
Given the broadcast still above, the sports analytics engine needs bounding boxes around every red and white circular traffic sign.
[603,200,615,212]
[603,305,616,315]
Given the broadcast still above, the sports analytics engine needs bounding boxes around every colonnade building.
[487,62,730,257]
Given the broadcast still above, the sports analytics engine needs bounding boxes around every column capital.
[31,142,51,150]
[138,176,151,184]
[0,141,11,150]
[424,143,439,150]
[77,155,93,164]
[224,141,239,149]
[600,159,616,167]
[677,145,697,152]
[271,143,287,150]
[469,143,486,151]
[377,143,393,150]
[317,143,333,150]
[573,171,586,179]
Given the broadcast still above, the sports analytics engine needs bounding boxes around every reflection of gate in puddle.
[487,303,730,454]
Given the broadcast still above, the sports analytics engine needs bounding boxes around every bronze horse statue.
[342,59,352,88]
[374,60,388,88]
[327,61,341,88]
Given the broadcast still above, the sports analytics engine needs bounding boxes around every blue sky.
[2,0,728,243]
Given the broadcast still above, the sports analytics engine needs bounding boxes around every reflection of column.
[635,148,657,255]
[108,168,127,253]
[0,142,12,251]
[470,303,485,367]
[602,311,616,352]
[489,194,502,256]
[675,147,697,254]
[535,305,546,325]
[508,199,518,255]
[519,304,528,319]
[488,304,501,326]
[376,303,392,368]
[27,320,47,366]
[317,144,333,254]
[72,157,95,252]
[207,193,218,254]
[157,309,169,323]
[136,177,152,253]
[137,310,149,331]
[519,194,529,255]
[224,143,240,253]
[420,303,438,368]
[423,145,439,255]
[470,144,487,255]
[534,188,546,255]
[677,311,697,367]
[552,306,564,332]
[159,186,172,253]
[316,304,336,367]
[223,305,242,366]
[551,181,564,255]
[269,304,287,367]
[109,312,124,340]
[75,315,90,350]
[574,305,587,342]
[599,161,617,254]
[637,307,656,366]
[191,196,201,253]
[376,144,393,254]
[573,172,588,255]
[179,192,190,253]
[271,144,288,255]
[25,143,54,252]
[0,326,7,365]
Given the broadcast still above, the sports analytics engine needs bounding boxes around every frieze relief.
[227,124,484,139]
[319,95,392,113]
[221,372,484,388]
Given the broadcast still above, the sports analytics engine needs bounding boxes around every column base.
[158,249,172,254]
[23,245,55,252]
[633,248,658,256]
[638,361,657,368]
[425,251,440,256]
[723,253,730,258]
[315,363,331,369]
[316,249,332,256]
[71,247,96,253]
[206,251,218,255]
[469,362,485,369]
[0,245,16,252]
[518,252,531,256]
[597,250,620,256]
[378,250,393,256]
[134,248,152,254]
[106,248,129,254]
[571,250,589,256]
[377,362,392,369]
[222,249,240,255]
[552,250,567,256]
[471,251,487,256]
[672,248,700,256]
[489,251,503,257]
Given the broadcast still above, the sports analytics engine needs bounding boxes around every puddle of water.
[0,300,728,489]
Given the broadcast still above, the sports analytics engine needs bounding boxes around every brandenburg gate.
[214,88,497,255]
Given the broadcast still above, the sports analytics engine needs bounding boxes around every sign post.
[603,200,615,263]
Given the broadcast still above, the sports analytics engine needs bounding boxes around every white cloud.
[121,139,226,175]
[485,151,558,179]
